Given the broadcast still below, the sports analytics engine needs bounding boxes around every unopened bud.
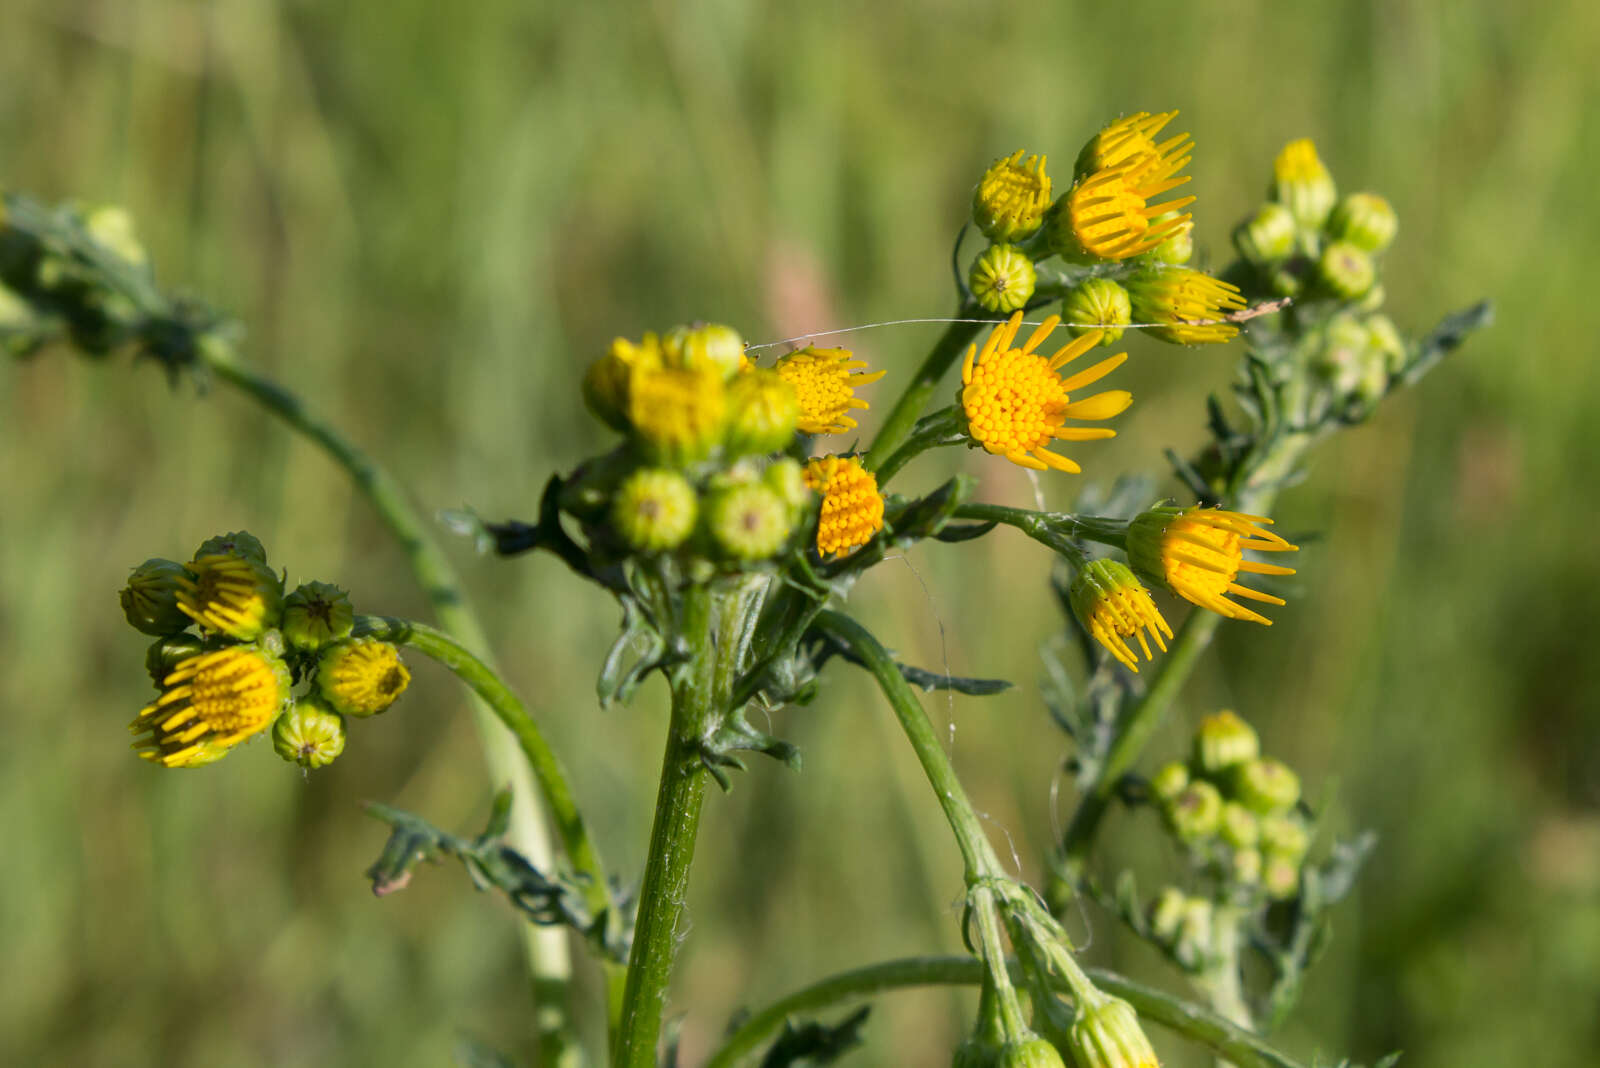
[612,468,698,553]
[1066,996,1158,1068]
[1229,757,1301,815]
[1062,279,1132,345]
[662,322,745,380]
[763,458,809,518]
[1365,314,1408,376]
[194,530,268,565]
[1232,847,1262,886]
[1148,887,1187,944]
[707,482,792,561]
[1193,710,1259,774]
[121,558,194,636]
[970,244,1037,314]
[1139,211,1192,265]
[272,696,347,769]
[1263,852,1300,900]
[999,1037,1067,1068]
[1327,192,1397,254]
[1149,760,1189,803]
[281,581,355,652]
[1232,202,1297,266]
[1317,240,1375,301]
[724,369,799,456]
[1258,813,1311,862]
[1166,780,1223,841]
[1220,801,1260,850]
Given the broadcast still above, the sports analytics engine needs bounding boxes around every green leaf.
[756,1007,871,1067]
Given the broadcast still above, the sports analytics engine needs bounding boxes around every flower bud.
[1220,801,1260,850]
[1229,757,1301,815]
[178,552,284,641]
[1312,315,1377,395]
[281,581,355,653]
[1165,780,1223,841]
[1316,240,1375,301]
[1232,847,1262,886]
[764,458,809,517]
[1193,710,1260,774]
[84,204,149,267]
[584,334,665,432]
[317,638,410,718]
[612,468,699,553]
[970,244,1036,314]
[1327,192,1397,254]
[1365,314,1408,376]
[628,364,727,465]
[972,150,1052,243]
[723,368,800,456]
[1148,760,1189,804]
[121,558,194,636]
[1147,886,1187,944]
[144,632,206,686]
[1232,202,1297,266]
[662,322,746,380]
[1271,139,1337,231]
[1263,852,1300,900]
[999,1037,1067,1068]
[194,530,268,565]
[1138,211,1192,264]
[1066,996,1158,1068]
[1258,813,1310,862]
[1061,279,1132,345]
[706,482,792,561]
[1177,898,1213,962]
[272,696,347,769]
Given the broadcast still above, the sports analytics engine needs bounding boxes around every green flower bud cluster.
[1149,710,1313,901]
[117,530,409,772]
[1231,138,1399,307]
[1146,887,1218,970]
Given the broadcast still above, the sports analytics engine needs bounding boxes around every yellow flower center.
[775,348,885,435]
[133,648,284,767]
[802,455,885,559]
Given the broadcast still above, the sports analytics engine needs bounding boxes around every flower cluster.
[967,112,1246,352]
[1147,711,1313,904]
[119,532,408,769]
[577,323,888,564]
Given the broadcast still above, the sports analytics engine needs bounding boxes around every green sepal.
[697,707,802,791]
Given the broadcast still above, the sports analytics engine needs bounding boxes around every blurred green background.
[3,1,1596,1065]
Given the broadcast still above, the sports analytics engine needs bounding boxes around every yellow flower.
[131,646,288,768]
[802,455,885,559]
[1272,138,1337,230]
[1066,994,1160,1068]
[1125,268,1246,345]
[177,553,284,641]
[959,311,1130,472]
[317,637,411,718]
[627,363,727,464]
[583,333,666,431]
[972,150,1052,243]
[1068,559,1172,672]
[1127,506,1298,624]
[724,368,800,455]
[1075,110,1192,189]
[774,347,886,435]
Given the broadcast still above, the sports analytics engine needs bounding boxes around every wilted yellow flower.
[1075,111,1191,186]
[972,150,1052,243]
[177,553,284,641]
[774,346,885,435]
[959,311,1130,472]
[1125,268,1247,345]
[627,363,727,464]
[1127,506,1297,624]
[318,638,410,718]
[131,646,288,768]
[584,333,666,431]
[802,455,884,559]
[1068,559,1172,672]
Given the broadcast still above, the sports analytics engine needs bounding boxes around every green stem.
[872,406,963,489]
[863,316,982,472]
[612,581,748,1068]
[199,338,590,1055]
[812,610,1003,880]
[952,502,1127,556]
[1053,431,1312,882]
[1200,906,1255,1068]
[702,957,1307,1068]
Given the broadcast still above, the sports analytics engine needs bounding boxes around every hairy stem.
[702,957,1307,1068]
[612,581,749,1067]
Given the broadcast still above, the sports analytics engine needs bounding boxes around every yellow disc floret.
[1128,506,1298,624]
[959,311,1131,473]
[802,455,885,559]
[317,637,411,718]
[1125,268,1247,345]
[1069,559,1173,672]
[972,150,1052,243]
[774,347,885,435]
[177,552,284,641]
[131,646,288,768]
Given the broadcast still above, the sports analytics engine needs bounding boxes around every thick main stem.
[201,340,585,1055]
[612,581,744,1068]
